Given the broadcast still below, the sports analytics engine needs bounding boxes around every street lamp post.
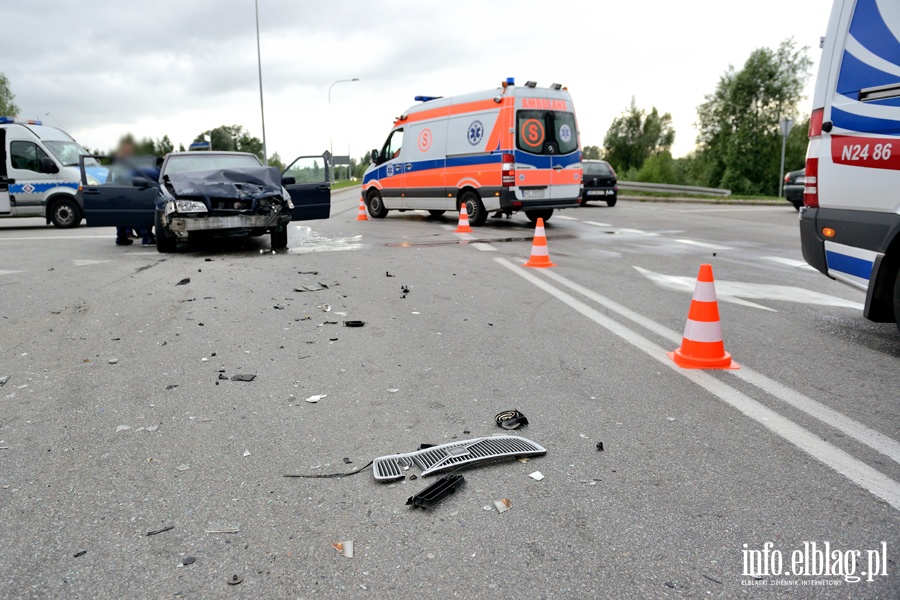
[328,78,359,181]
[254,0,268,165]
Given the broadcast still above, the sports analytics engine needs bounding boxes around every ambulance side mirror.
[370,149,379,164]
[40,157,59,174]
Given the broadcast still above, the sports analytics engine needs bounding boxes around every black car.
[78,151,331,252]
[784,168,805,210]
[581,159,618,206]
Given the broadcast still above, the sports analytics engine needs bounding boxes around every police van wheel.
[367,191,388,218]
[460,191,487,226]
[50,198,82,228]
[525,209,553,224]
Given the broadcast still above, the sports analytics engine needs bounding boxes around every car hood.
[163,167,284,202]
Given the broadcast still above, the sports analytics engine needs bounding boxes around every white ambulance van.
[0,117,94,228]
[362,79,583,226]
[800,0,900,329]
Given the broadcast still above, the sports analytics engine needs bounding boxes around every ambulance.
[799,0,900,329]
[0,117,95,228]
[362,79,583,226]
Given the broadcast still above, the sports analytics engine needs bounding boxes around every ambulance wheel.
[49,198,82,228]
[270,227,288,250]
[525,209,553,224]
[155,213,177,253]
[460,191,487,226]
[427,210,446,217]
[893,268,900,332]
[366,190,388,218]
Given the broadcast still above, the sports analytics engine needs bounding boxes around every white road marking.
[673,238,733,250]
[471,243,496,252]
[0,235,111,241]
[763,256,816,270]
[540,268,900,467]
[555,215,579,221]
[585,221,612,227]
[495,257,900,510]
[73,260,110,266]
[0,270,24,275]
[440,224,456,231]
[634,266,864,311]
[455,232,475,241]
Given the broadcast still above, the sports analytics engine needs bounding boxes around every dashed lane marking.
[471,243,497,251]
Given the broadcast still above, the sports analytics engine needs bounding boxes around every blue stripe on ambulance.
[362,151,580,184]
[8,181,79,194]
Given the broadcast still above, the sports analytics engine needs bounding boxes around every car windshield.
[163,154,262,175]
[516,110,578,155]
[584,162,612,176]
[43,140,98,167]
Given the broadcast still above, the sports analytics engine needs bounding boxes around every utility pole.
[255,0,268,165]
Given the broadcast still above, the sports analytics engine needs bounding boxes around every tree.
[0,72,19,116]
[695,39,812,195]
[194,125,264,160]
[582,145,602,160]
[602,97,675,173]
[268,152,286,172]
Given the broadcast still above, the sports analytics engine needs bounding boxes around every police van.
[800,0,900,329]
[362,79,582,226]
[0,117,94,228]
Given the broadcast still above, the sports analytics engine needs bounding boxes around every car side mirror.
[370,149,379,164]
[40,157,59,174]
[131,176,153,188]
[281,176,296,186]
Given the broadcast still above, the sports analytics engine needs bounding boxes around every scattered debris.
[0,376,8,387]
[205,526,240,534]
[165,384,178,390]
[495,409,529,430]
[273,305,285,310]
[343,320,365,327]
[231,374,256,382]
[147,425,159,432]
[406,474,466,509]
[516,457,530,464]
[596,442,604,451]
[218,373,228,380]
[108,358,118,365]
[147,525,174,536]
[386,271,394,277]
[116,425,131,433]
[318,304,332,312]
[176,278,190,286]
[401,285,410,294]
[342,457,352,464]
[666,417,677,422]
[227,575,243,586]
[243,450,251,457]
[702,574,723,585]
[297,270,319,275]
[201,357,209,362]
[493,498,512,514]
[305,394,327,403]
[332,541,354,559]
[176,464,190,471]
[528,471,544,481]
[329,337,338,342]
[387,388,399,393]
[73,550,87,558]
[294,283,329,292]
[181,556,196,566]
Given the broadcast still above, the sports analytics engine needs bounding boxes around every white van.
[0,117,94,228]
[800,0,900,329]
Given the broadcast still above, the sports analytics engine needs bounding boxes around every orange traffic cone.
[524,218,556,268]
[668,264,738,369]
[455,202,472,233]
[355,198,369,221]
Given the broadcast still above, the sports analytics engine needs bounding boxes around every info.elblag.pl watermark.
[741,541,888,586]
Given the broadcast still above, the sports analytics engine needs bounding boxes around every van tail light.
[803,157,819,207]
[809,108,824,138]
[501,153,515,187]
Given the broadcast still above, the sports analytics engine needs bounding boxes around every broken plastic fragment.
[387,388,399,393]
[227,575,243,586]
[493,498,512,513]
[115,425,131,433]
[146,425,159,432]
[596,441,604,451]
[181,556,196,566]
[343,320,365,327]
[243,450,251,457]
[176,464,190,471]
[528,471,544,481]
[231,374,256,382]
[108,358,118,365]
[176,278,190,286]
[406,474,465,509]
[318,304,332,312]
[0,376,8,387]
[305,394,327,403]
[332,541,354,558]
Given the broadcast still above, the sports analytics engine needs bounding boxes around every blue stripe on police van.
[825,250,874,281]
[849,0,900,67]
[831,107,900,136]
[837,51,900,97]
[8,181,79,194]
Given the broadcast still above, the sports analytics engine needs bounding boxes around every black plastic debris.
[495,409,529,430]
[73,550,87,558]
[418,443,435,450]
[343,320,365,327]
[386,271,395,277]
[273,305,285,310]
[298,270,319,275]
[294,283,329,292]
[176,278,190,286]
[0,375,9,388]
[147,525,174,536]
[231,374,256,382]
[401,285,410,294]
[218,373,228,381]
[227,575,243,586]
[406,474,466,509]
[181,556,196,566]
[596,442,604,452]
[342,457,352,464]
[165,384,179,390]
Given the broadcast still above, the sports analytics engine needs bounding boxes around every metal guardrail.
[618,181,732,197]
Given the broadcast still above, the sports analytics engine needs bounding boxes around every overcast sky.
[1,0,829,162]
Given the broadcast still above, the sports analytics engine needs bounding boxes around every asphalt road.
[1,191,898,599]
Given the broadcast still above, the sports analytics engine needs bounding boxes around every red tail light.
[803,157,819,207]
[501,153,515,187]
[809,108,824,138]
[784,172,791,184]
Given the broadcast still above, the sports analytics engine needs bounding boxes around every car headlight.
[174,200,208,213]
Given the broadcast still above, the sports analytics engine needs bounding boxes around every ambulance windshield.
[516,111,578,155]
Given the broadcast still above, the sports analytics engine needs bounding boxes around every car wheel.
[525,209,553,224]
[427,210,446,217]
[606,197,617,207]
[580,198,589,206]
[49,198,82,228]
[271,227,288,249]
[155,212,177,253]
[893,268,900,332]
[366,190,388,218]
[460,191,487,226]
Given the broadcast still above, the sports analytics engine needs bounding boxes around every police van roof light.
[524,81,537,88]
[0,116,42,125]
[414,96,442,103]
[550,83,562,90]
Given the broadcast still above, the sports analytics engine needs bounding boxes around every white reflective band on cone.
[531,246,549,256]
[535,227,546,236]
[682,319,723,343]
[691,281,718,302]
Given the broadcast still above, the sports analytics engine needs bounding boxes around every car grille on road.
[373,435,547,481]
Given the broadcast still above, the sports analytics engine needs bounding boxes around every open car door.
[282,154,331,222]
[79,155,159,228]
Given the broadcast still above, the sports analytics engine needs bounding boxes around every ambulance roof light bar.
[524,81,537,88]
[550,83,562,90]
[414,96,442,102]
[0,116,43,125]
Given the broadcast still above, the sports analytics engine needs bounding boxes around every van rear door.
[515,98,581,202]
